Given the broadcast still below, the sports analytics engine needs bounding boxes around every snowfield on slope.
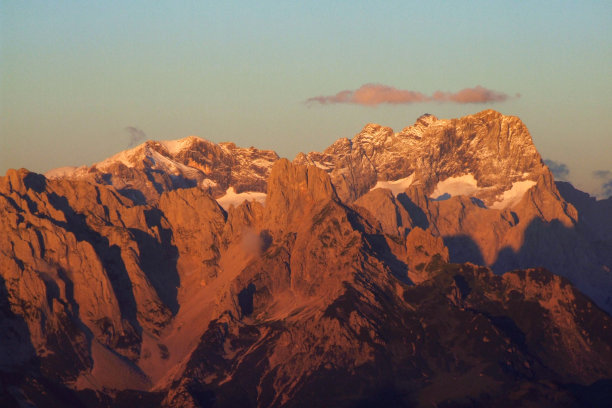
[217,187,266,210]
[370,174,415,196]
[430,174,537,209]
[490,180,537,209]
[430,174,480,199]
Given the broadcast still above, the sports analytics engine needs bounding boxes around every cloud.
[593,170,612,179]
[306,84,513,106]
[240,229,272,255]
[543,159,569,181]
[125,126,146,147]
[594,170,612,197]
[603,180,612,198]
[431,86,509,103]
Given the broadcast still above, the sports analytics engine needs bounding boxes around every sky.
[1,0,611,197]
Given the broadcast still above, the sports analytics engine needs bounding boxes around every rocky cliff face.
[2,110,612,407]
[294,110,610,313]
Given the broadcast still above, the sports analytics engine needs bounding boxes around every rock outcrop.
[2,111,612,407]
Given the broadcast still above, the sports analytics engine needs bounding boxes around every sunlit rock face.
[295,110,545,205]
[2,110,612,407]
[296,110,610,313]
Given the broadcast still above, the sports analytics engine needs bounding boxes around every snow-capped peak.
[159,135,203,155]
[46,134,279,203]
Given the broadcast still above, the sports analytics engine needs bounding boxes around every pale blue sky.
[1,1,611,196]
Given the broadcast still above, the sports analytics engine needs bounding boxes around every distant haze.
[1,1,611,197]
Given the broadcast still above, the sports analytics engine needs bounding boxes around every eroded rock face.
[1,170,157,394]
[404,227,449,283]
[2,111,612,407]
[264,158,337,233]
[354,188,414,237]
[41,112,611,315]
[163,263,612,408]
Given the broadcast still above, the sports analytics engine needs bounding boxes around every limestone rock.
[3,111,612,407]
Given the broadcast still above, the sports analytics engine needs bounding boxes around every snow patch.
[251,158,276,169]
[217,187,266,210]
[44,166,79,178]
[200,179,218,188]
[159,136,201,155]
[429,174,480,198]
[490,180,536,209]
[96,146,141,169]
[370,174,415,196]
[430,174,480,199]
[94,144,203,180]
[313,161,333,171]
[149,150,199,177]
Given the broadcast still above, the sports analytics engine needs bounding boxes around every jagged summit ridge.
[46,135,279,204]
[46,110,546,212]
[3,109,612,406]
[295,109,545,205]
[35,110,611,314]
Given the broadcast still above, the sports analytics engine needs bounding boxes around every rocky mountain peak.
[3,110,612,407]
[1,168,35,194]
[46,136,279,204]
[356,123,394,141]
[296,110,547,206]
[415,112,438,126]
[265,159,337,231]
[45,110,546,212]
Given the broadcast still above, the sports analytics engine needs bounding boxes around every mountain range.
[1,110,611,407]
